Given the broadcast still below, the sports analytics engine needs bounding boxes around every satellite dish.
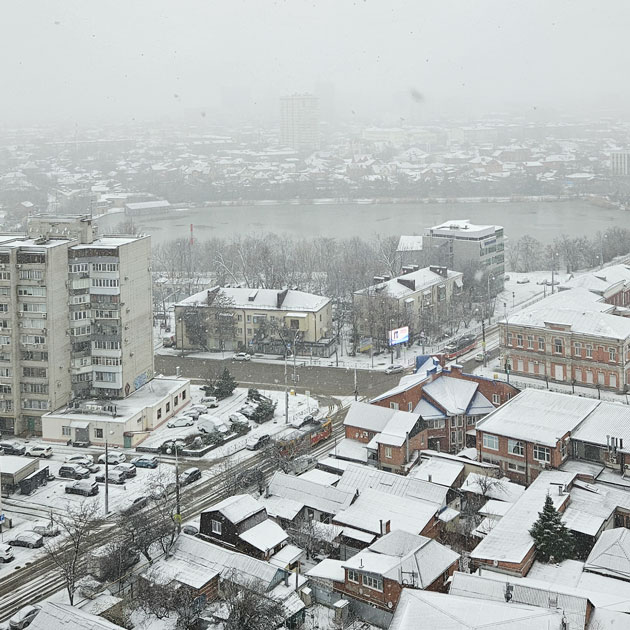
[493,559,499,567]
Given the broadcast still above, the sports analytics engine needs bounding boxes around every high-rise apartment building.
[280,93,320,151]
[611,151,630,176]
[0,215,153,435]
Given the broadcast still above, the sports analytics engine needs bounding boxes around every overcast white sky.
[1,1,628,125]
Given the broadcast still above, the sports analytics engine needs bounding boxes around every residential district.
[1,117,630,630]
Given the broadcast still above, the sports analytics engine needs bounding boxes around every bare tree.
[221,573,287,630]
[134,577,202,629]
[45,501,103,605]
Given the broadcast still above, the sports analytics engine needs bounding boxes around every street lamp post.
[474,309,487,367]
[551,251,559,294]
[503,302,511,384]
[487,274,495,323]
[104,430,114,515]
[174,444,181,535]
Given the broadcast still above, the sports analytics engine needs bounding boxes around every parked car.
[9,532,44,549]
[167,416,195,428]
[65,479,99,496]
[233,352,251,361]
[246,434,271,451]
[190,404,210,413]
[24,444,52,458]
[200,396,219,408]
[121,496,148,515]
[32,523,60,538]
[58,463,90,480]
[95,469,126,484]
[228,412,249,426]
[0,544,14,563]
[385,364,404,375]
[0,441,25,456]
[8,605,40,629]
[113,462,137,478]
[179,467,201,486]
[182,525,199,536]
[64,455,99,473]
[98,451,126,465]
[198,415,229,435]
[238,403,258,419]
[474,352,486,362]
[131,455,159,469]
[516,277,530,284]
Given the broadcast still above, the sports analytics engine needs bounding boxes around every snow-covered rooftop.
[239,519,288,553]
[208,494,264,524]
[410,457,464,487]
[477,389,599,447]
[471,471,576,566]
[585,527,630,581]
[28,602,124,630]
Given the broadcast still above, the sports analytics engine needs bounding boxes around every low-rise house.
[559,264,630,308]
[389,589,564,630]
[175,285,335,357]
[333,529,459,622]
[28,602,126,630]
[584,528,630,582]
[371,364,518,454]
[449,571,594,630]
[470,471,577,577]
[200,494,288,561]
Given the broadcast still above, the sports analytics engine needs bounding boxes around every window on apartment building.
[483,434,499,450]
[508,439,524,456]
[348,570,359,583]
[408,402,413,411]
[554,338,563,354]
[69,263,89,273]
[247,328,252,336]
[385,446,393,459]
[0,272,10,280]
[574,342,582,356]
[157,408,162,420]
[609,347,617,362]
[0,385,10,394]
[389,402,399,410]
[0,368,10,377]
[22,399,48,410]
[62,426,71,437]
[533,445,551,463]
[0,288,8,296]
[211,520,222,535]
[527,335,534,349]
[506,331,512,346]
[516,334,523,347]
[166,402,170,413]
[0,336,10,345]
[538,337,545,351]
[492,393,501,405]
[92,263,119,272]
[17,286,46,297]
[560,440,567,457]
[24,367,47,378]
[0,304,8,313]
[598,372,605,385]
[91,278,119,288]
[94,428,103,438]
[182,390,186,399]
[19,270,42,280]
[21,335,45,345]
[95,372,117,383]
[575,368,582,382]
[362,574,383,592]
[586,344,593,358]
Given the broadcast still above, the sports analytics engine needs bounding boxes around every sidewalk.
[473,357,630,405]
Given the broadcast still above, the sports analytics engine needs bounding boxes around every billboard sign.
[388,326,409,346]
[358,337,373,352]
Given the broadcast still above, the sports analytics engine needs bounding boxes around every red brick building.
[334,530,459,613]
[370,364,518,454]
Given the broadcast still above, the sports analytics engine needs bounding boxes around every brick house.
[342,402,428,472]
[500,287,630,392]
[371,364,518,454]
[475,389,597,485]
[559,264,630,309]
[334,530,459,616]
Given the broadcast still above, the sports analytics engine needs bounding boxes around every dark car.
[113,463,136,478]
[121,496,148,515]
[58,463,91,480]
[131,455,159,469]
[179,467,201,486]
[65,480,99,496]
[182,525,199,536]
[9,532,44,549]
[0,441,25,456]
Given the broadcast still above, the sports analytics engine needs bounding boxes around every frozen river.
[97,199,628,245]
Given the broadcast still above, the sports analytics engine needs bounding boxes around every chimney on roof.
[373,276,385,284]
[428,474,433,483]
[429,265,448,278]
[382,275,391,282]
[397,277,416,291]
[206,286,220,305]
[385,520,391,534]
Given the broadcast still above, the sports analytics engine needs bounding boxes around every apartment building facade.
[500,289,630,392]
[422,219,505,280]
[175,286,334,357]
[0,216,153,436]
[280,93,320,151]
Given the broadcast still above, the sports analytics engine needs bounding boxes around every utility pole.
[481,317,487,367]
[175,445,181,534]
[354,367,358,401]
[284,352,289,424]
[503,302,511,384]
[104,433,109,515]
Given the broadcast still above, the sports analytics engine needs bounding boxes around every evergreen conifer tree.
[214,368,238,399]
[529,493,574,563]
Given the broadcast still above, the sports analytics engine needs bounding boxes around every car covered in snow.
[167,415,195,428]
[98,451,126,465]
[9,532,43,549]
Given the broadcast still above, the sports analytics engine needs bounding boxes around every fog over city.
[3,3,630,630]
[2,0,629,124]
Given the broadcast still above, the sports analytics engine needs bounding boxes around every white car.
[200,396,219,408]
[167,416,195,428]
[198,414,229,434]
[97,451,126,465]
[233,352,251,361]
[228,412,249,426]
[24,444,52,458]
[64,454,100,472]
[385,364,404,375]
[8,605,40,629]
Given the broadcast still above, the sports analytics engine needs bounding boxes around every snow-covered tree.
[529,494,574,563]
